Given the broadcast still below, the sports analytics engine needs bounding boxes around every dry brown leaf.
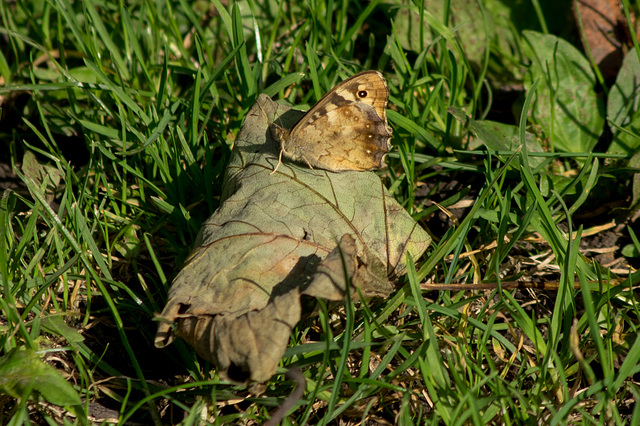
[575,0,625,79]
[154,94,431,383]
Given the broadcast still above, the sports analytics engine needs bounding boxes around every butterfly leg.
[270,149,284,175]
[300,155,320,175]
[303,157,316,171]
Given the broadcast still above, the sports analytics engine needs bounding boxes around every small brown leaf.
[574,0,625,80]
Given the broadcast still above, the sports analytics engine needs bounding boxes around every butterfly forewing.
[330,71,390,121]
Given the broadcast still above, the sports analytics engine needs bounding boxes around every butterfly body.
[272,71,392,172]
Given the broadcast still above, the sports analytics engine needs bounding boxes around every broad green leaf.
[0,348,82,407]
[449,106,544,168]
[622,243,639,258]
[608,116,640,156]
[608,50,640,132]
[522,31,604,153]
[392,6,422,53]
[472,120,543,161]
[538,173,584,197]
[393,0,486,64]
[608,51,640,156]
